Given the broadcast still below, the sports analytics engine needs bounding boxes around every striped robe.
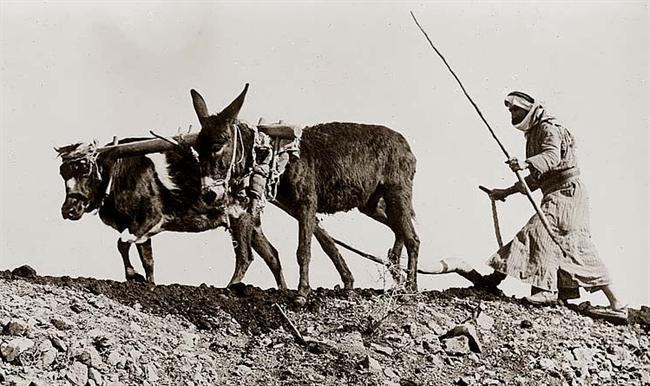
[488,118,610,299]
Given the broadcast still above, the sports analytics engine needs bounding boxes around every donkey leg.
[384,191,420,292]
[135,239,155,284]
[117,239,145,282]
[227,215,254,288]
[313,225,354,289]
[250,215,287,290]
[272,201,353,290]
[296,205,317,298]
[360,199,405,285]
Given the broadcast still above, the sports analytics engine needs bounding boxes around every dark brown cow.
[191,84,420,299]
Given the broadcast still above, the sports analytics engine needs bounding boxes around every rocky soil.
[0,267,648,386]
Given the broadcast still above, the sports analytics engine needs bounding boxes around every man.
[486,91,626,320]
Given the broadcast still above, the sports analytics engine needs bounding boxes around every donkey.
[191,84,420,298]
[56,139,287,288]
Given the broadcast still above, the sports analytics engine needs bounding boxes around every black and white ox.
[191,84,420,299]
[56,139,286,288]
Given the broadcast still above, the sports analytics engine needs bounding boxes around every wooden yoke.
[96,133,199,158]
[96,120,303,159]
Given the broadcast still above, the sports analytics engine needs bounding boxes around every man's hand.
[506,157,528,172]
[489,188,510,202]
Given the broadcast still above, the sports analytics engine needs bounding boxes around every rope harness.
[58,142,115,213]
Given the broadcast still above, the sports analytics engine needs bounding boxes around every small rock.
[65,361,89,386]
[12,265,37,278]
[50,336,67,352]
[519,319,533,328]
[144,364,158,382]
[439,324,482,354]
[426,320,445,335]
[597,370,611,381]
[77,347,103,368]
[370,343,394,356]
[88,367,103,385]
[51,317,74,331]
[236,364,253,376]
[129,321,142,334]
[476,313,494,330]
[36,340,57,368]
[384,333,405,343]
[3,320,28,336]
[336,331,366,356]
[1,337,34,362]
[443,336,470,356]
[360,355,382,373]
[180,332,199,348]
[107,351,125,367]
[571,346,596,373]
[383,367,399,379]
[538,357,555,371]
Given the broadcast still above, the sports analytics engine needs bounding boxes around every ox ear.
[191,89,210,120]
[219,83,249,120]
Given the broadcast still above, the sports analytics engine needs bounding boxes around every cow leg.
[135,238,155,284]
[272,201,354,290]
[384,189,420,293]
[296,204,317,298]
[250,215,287,289]
[117,239,145,282]
[227,214,254,288]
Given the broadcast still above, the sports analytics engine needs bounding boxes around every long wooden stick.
[273,303,306,345]
[410,11,557,245]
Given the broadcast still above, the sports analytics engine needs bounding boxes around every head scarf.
[504,91,555,133]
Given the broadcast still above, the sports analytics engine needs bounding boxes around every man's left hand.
[506,157,528,172]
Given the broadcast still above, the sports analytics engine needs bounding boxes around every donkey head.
[56,142,103,220]
[191,84,249,206]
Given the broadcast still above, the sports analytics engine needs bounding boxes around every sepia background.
[1,1,647,307]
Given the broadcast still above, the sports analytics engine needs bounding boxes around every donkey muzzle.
[201,177,227,205]
[61,195,87,220]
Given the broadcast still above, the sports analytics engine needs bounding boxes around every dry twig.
[273,303,306,345]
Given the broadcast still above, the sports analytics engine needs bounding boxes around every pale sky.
[1,1,648,307]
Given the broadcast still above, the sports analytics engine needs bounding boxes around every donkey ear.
[191,89,210,120]
[219,83,249,120]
